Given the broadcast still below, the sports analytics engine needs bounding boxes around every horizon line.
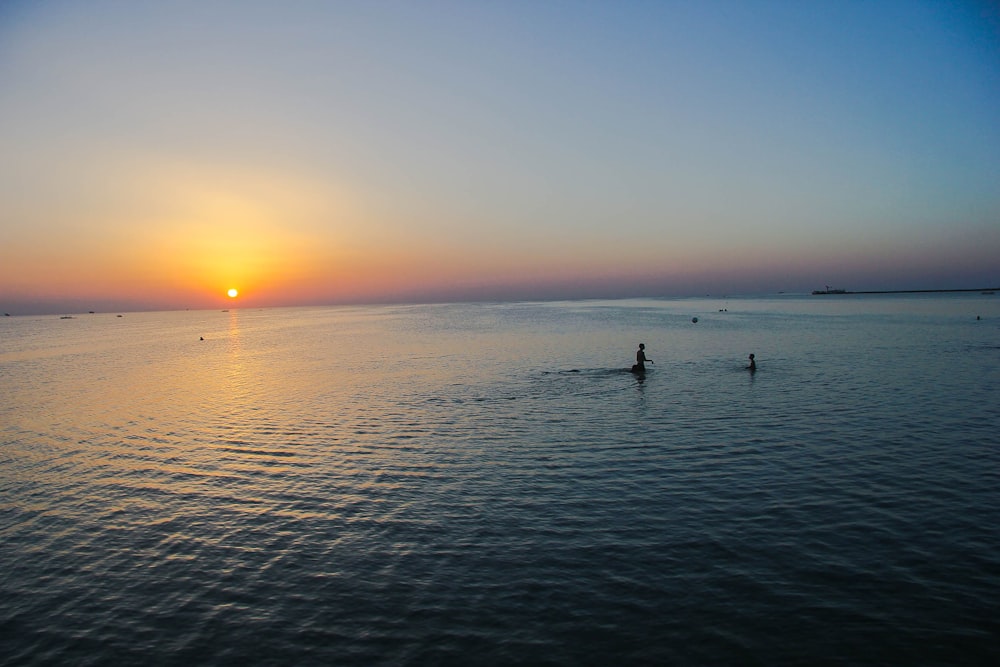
[4,286,998,317]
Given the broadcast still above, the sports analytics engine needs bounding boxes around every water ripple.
[3,301,999,665]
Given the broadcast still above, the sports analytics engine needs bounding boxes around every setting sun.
[227,288,238,298]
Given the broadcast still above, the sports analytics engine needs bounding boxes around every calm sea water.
[2,295,999,665]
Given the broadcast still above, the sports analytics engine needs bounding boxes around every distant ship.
[812,286,847,295]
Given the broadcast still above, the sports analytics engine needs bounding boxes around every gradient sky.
[2,1,998,313]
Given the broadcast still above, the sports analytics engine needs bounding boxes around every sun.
[227,288,239,298]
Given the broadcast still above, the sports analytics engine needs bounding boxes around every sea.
[2,294,998,665]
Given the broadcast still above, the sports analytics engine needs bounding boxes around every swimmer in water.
[632,343,653,373]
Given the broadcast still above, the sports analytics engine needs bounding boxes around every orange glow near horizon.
[5,153,996,313]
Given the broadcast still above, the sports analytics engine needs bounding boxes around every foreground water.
[2,295,999,665]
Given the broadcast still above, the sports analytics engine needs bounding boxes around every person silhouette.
[632,343,653,373]
[747,353,756,372]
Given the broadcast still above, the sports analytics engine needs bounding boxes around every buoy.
[692,317,698,323]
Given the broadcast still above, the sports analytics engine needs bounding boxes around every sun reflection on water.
[227,309,241,356]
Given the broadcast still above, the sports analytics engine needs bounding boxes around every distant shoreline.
[812,288,998,295]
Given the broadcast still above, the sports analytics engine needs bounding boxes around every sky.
[2,0,998,314]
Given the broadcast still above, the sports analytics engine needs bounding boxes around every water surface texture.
[3,296,999,665]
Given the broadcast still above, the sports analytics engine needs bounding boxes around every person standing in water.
[632,343,653,373]
[747,353,756,372]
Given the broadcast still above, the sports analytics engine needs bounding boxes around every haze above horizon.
[2,1,998,315]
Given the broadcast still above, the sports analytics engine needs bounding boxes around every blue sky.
[1,1,998,313]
